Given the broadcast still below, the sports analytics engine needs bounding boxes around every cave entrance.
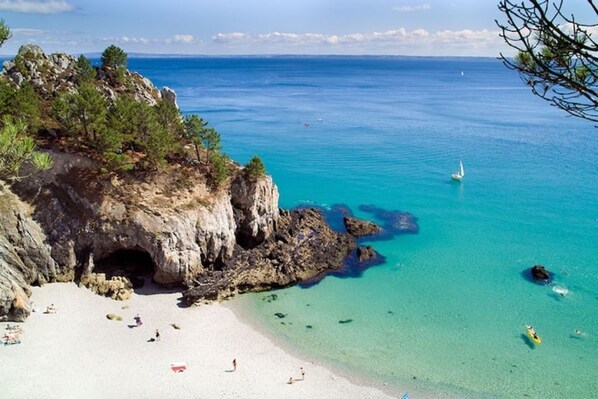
[94,248,155,289]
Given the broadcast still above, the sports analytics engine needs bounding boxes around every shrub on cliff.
[0,80,41,133]
[0,19,10,47]
[183,114,209,163]
[209,152,230,186]
[244,155,266,181]
[76,55,96,83]
[0,117,53,180]
[101,45,127,70]
[53,82,107,144]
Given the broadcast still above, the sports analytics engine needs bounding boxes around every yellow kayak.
[526,326,542,344]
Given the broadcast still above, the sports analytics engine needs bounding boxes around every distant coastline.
[0,52,501,61]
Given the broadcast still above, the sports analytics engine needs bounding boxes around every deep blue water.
[128,56,598,399]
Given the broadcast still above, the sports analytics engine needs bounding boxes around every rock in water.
[356,246,376,262]
[530,264,550,282]
[343,216,380,237]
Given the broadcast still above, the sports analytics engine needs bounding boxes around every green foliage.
[103,152,135,172]
[202,127,222,153]
[0,19,10,47]
[244,155,266,180]
[53,82,107,144]
[497,0,598,121]
[0,117,52,180]
[101,45,128,70]
[137,103,176,169]
[183,114,208,162]
[209,152,230,187]
[154,100,184,143]
[76,55,96,82]
[0,80,41,133]
[106,95,144,149]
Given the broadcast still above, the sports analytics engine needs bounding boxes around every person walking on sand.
[134,314,142,327]
[155,329,160,341]
[287,377,294,385]
[232,358,237,371]
[300,366,305,380]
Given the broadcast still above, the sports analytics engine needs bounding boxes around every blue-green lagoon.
[130,56,598,398]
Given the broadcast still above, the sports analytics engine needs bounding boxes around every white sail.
[459,161,464,177]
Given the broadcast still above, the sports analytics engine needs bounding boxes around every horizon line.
[0,51,502,60]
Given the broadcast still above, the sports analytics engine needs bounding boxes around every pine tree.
[209,152,230,187]
[244,155,266,181]
[76,55,96,83]
[0,117,53,180]
[0,19,10,47]
[183,114,208,163]
[53,82,107,144]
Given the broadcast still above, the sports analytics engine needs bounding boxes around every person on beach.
[155,329,160,341]
[134,314,142,327]
[45,304,56,314]
[232,358,237,371]
[287,377,294,385]
[300,367,305,380]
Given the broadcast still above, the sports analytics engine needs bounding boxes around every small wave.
[552,285,570,297]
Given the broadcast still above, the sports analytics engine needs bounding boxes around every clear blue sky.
[0,0,590,56]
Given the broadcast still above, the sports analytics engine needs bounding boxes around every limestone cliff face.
[230,173,280,248]
[8,151,278,288]
[0,183,57,321]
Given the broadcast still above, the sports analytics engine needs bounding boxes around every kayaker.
[528,326,538,340]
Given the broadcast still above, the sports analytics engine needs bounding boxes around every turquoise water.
[130,56,598,398]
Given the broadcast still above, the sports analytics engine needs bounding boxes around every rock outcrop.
[182,208,356,304]
[1,45,165,106]
[0,182,57,321]
[530,264,550,282]
[10,150,277,286]
[230,173,280,248]
[356,246,376,262]
[343,216,380,237]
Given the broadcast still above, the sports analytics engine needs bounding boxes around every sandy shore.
[0,282,397,399]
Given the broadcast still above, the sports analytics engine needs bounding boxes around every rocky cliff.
[2,44,166,106]
[1,149,356,321]
[0,182,57,321]
[0,46,359,321]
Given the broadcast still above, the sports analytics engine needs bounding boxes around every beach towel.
[170,362,187,373]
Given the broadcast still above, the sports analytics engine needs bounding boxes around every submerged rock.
[356,246,376,262]
[343,216,380,237]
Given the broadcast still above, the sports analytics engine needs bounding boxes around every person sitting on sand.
[134,314,142,327]
[45,304,57,314]
[287,377,294,385]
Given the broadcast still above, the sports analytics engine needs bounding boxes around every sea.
[128,56,598,399]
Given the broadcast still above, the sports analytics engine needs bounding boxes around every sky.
[0,0,590,56]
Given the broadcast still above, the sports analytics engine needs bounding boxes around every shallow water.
[130,56,598,398]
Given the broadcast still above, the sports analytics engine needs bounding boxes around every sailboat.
[451,160,464,181]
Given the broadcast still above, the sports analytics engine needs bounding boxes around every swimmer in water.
[574,329,588,337]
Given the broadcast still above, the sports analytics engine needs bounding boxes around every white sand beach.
[0,282,397,399]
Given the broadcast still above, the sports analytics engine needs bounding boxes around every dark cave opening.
[94,248,155,289]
